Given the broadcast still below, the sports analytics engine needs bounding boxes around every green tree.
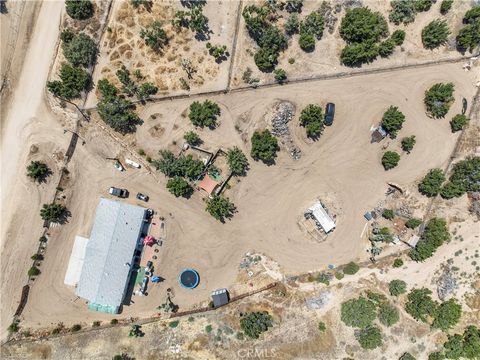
[341,297,376,328]
[299,33,316,52]
[7,321,19,334]
[379,38,396,57]
[227,147,249,176]
[259,26,288,52]
[405,288,438,322]
[189,100,221,128]
[389,279,407,296]
[401,135,416,153]
[418,168,446,197]
[391,29,406,45]
[71,324,81,332]
[428,352,444,360]
[355,325,383,350]
[27,161,50,182]
[422,19,450,49]
[405,218,422,229]
[65,0,93,20]
[97,96,141,134]
[285,14,300,35]
[251,129,279,164]
[450,114,469,132]
[318,321,326,332]
[97,78,118,99]
[456,20,480,53]
[382,209,395,220]
[60,29,75,43]
[62,32,96,67]
[47,63,90,99]
[340,7,389,44]
[274,68,287,84]
[440,156,480,199]
[40,203,67,222]
[440,0,453,15]
[409,218,450,261]
[440,182,464,199]
[140,21,168,51]
[393,258,404,268]
[432,298,462,331]
[183,131,201,146]
[300,104,324,139]
[31,253,44,261]
[340,41,379,67]
[240,312,273,339]
[254,48,279,72]
[206,195,236,221]
[285,0,303,13]
[116,65,137,96]
[343,261,359,275]
[300,11,324,39]
[443,325,480,359]
[137,82,158,100]
[424,82,455,118]
[176,155,204,179]
[415,0,434,12]
[206,43,228,61]
[152,150,178,177]
[382,151,400,170]
[389,0,417,25]
[166,176,192,197]
[28,266,41,277]
[378,303,399,327]
[381,106,406,137]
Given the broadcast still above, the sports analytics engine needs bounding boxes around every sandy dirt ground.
[3,61,475,335]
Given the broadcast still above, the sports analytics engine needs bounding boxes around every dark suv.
[324,103,335,126]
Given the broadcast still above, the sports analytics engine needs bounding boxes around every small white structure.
[308,202,336,233]
[125,159,141,168]
[64,236,89,286]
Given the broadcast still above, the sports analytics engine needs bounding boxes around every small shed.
[211,288,229,307]
[364,212,373,221]
[308,202,336,233]
[199,176,220,195]
[371,126,387,143]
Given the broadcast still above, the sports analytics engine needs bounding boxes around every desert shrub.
[183,131,201,146]
[7,321,19,334]
[27,161,50,182]
[40,203,67,222]
[137,82,158,101]
[405,218,422,229]
[389,0,416,25]
[415,0,434,12]
[343,261,359,275]
[340,40,379,67]
[31,253,44,261]
[382,151,400,170]
[205,324,213,333]
[440,0,453,15]
[409,218,450,261]
[399,353,416,360]
[382,106,405,138]
[382,209,395,220]
[65,0,93,20]
[285,0,303,13]
[379,38,396,57]
[341,297,376,328]
[428,352,444,360]
[401,135,416,153]
[71,324,82,332]
[424,82,455,118]
[285,14,300,35]
[432,298,462,331]
[391,29,406,46]
[389,279,407,296]
[450,114,469,132]
[140,21,168,51]
[335,272,344,280]
[189,100,221,128]
[227,147,249,176]
[92,321,101,327]
[366,291,387,306]
[166,177,192,198]
[169,320,179,328]
[299,104,324,139]
[419,168,445,197]
[206,195,236,221]
[300,11,324,39]
[405,288,438,322]
[110,319,119,325]
[250,129,278,164]
[355,325,383,350]
[318,321,326,332]
[378,303,399,327]
[47,63,90,99]
[274,68,287,83]
[62,32,96,67]
[240,312,273,339]
[316,272,331,285]
[299,33,316,52]
[28,266,40,277]
[206,42,228,61]
[422,19,450,49]
[392,258,404,268]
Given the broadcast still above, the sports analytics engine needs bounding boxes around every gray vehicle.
[324,103,335,126]
[109,187,128,198]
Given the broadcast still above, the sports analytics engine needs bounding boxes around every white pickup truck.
[125,159,141,168]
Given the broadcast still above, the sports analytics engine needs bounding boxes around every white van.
[125,159,141,168]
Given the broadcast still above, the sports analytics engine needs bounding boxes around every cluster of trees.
[389,0,434,25]
[382,151,400,170]
[205,195,236,222]
[242,5,287,72]
[173,3,209,38]
[419,156,480,199]
[456,6,480,52]
[340,7,403,66]
[140,21,168,52]
[26,161,51,183]
[298,11,325,52]
[381,106,405,138]
[65,0,93,20]
[188,100,221,128]
[115,66,158,101]
[250,129,279,164]
[409,217,450,261]
[422,19,450,49]
[47,63,90,99]
[405,288,462,331]
[60,30,96,67]
[240,311,273,339]
[299,104,324,139]
[40,203,68,223]
[424,82,455,118]
[206,42,228,62]
[435,325,480,359]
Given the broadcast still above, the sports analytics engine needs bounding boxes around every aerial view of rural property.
[1,0,479,359]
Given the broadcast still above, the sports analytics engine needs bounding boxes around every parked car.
[324,102,335,126]
[109,187,128,198]
[125,159,141,168]
[136,193,149,202]
[113,161,124,172]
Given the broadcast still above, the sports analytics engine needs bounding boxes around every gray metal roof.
[211,288,229,307]
[76,198,146,309]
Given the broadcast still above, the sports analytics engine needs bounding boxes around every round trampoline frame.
[179,268,200,289]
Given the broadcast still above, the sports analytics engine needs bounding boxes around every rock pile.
[270,101,301,160]
[437,267,457,301]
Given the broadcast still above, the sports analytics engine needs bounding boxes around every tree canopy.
[443,325,480,359]
[440,0,453,15]
[341,297,376,328]
[432,298,462,331]
[141,21,168,51]
[343,261,359,275]
[47,63,90,99]
[389,279,407,296]
[378,303,399,327]
[419,168,446,197]
[450,114,469,132]
[206,195,236,221]
[401,135,416,153]
[40,203,67,222]
[27,161,51,183]
[62,32,96,67]
[405,218,422,229]
[355,325,383,350]
[166,176,193,198]
[227,147,249,176]
[300,11,324,40]
[239,311,273,339]
[422,19,450,49]
[183,131,202,146]
[424,82,455,118]
[299,104,324,139]
[440,156,480,199]
[405,288,438,322]
[340,7,388,44]
[382,151,400,170]
[65,0,93,20]
[97,96,141,134]
[456,6,480,52]
[188,100,221,128]
[382,106,405,138]
[250,129,279,164]
[409,217,450,261]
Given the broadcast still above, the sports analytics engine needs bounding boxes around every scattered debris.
[306,290,332,310]
[437,267,457,301]
[270,101,301,160]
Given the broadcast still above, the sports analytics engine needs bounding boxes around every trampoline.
[179,268,199,289]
